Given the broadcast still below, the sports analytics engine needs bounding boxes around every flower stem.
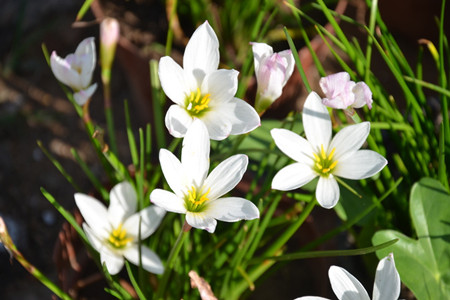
[154,220,190,300]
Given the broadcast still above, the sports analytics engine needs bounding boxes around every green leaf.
[372,178,450,300]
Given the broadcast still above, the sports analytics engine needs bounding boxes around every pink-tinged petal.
[250,42,273,73]
[83,223,106,251]
[329,122,370,161]
[74,193,110,236]
[73,83,97,105]
[278,49,295,86]
[206,197,259,222]
[257,54,286,102]
[204,154,248,200]
[159,149,185,195]
[319,72,351,100]
[185,212,217,233]
[372,253,400,300]
[227,98,260,136]
[271,128,314,164]
[334,150,387,180]
[123,206,166,240]
[271,163,316,191]
[123,245,164,274]
[352,82,373,109]
[150,189,187,214]
[100,247,124,275]
[302,92,332,151]
[108,181,137,226]
[159,56,192,106]
[75,37,96,60]
[76,37,96,85]
[181,119,210,187]
[329,266,370,300]
[50,51,81,88]
[316,176,340,209]
[183,21,219,81]
[202,69,239,104]
[100,18,120,48]
[165,104,194,138]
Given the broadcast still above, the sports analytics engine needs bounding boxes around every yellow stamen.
[185,89,211,116]
[314,145,338,177]
[108,223,133,249]
[185,186,211,211]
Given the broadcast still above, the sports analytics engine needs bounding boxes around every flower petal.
[159,148,185,195]
[228,98,260,136]
[250,42,273,73]
[272,163,316,191]
[278,49,295,86]
[200,107,233,140]
[352,82,373,109]
[328,266,370,300]
[294,297,330,300]
[202,69,239,103]
[303,92,332,151]
[330,122,370,160]
[334,150,387,180]
[319,72,351,100]
[316,176,340,209]
[100,247,124,275]
[185,211,217,233]
[204,154,248,200]
[181,119,210,187]
[123,206,166,240]
[159,56,192,105]
[165,104,194,138]
[150,189,187,214]
[123,245,164,274]
[206,197,259,222]
[183,21,220,81]
[73,83,97,105]
[271,128,314,164]
[108,181,137,226]
[83,223,105,252]
[372,253,400,300]
[50,51,80,88]
[74,193,110,236]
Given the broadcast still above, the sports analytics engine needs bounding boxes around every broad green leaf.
[372,178,450,300]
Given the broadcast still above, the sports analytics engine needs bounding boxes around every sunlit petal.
[123,245,164,275]
[316,176,340,209]
[330,122,370,160]
[372,253,400,300]
[334,150,387,180]
[186,212,217,233]
[303,92,332,151]
[150,189,187,214]
[206,197,259,222]
[123,206,166,239]
[272,163,316,191]
[271,128,314,164]
[329,266,370,300]
[74,193,109,235]
[165,104,194,138]
[108,181,137,226]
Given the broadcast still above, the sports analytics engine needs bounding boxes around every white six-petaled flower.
[158,21,260,140]
[75,181,165,275]
[295,253,401,300]
[250,42,294,113]
[50,37,98,106]
[150,119,260,233]
[319,72,373,110]
[271,92,387,208]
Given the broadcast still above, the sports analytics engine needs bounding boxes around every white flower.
[50,37,98,105]
[74,182,165,275]
[295,253,401,300]
[158,21,260,140]
[271,92,387,208]
[319,72,373,110]
[251,42,294,113]
[150,119,259,233]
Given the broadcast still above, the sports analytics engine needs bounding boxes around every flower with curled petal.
[158,21,260,140]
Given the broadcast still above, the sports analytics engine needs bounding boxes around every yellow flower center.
[185,185,211,212]
[313,145,338,177]
[107,223,133,249]
[185,88,211,116]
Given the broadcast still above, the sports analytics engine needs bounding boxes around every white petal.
[181,119,210,187]
[334,150,387,180]
[316,176,340,209]
[74,193,110,236]
[73,83,97,105]
[328,266,370,300]
[202,69,239,103]
[101,247,124,275]
[330,122,370,160]
[76,37,96,88]
[294,297,330,300]
[159,56,191,105]
[257,56,286,101]
[228,98,261,136]
[185,211,217,233]
[204,154,248,200]
[271,128,314,164]
[272,163,316,191]
[352,82,373,109]
[251,42,273,73]
[206,197,259,222]
[183,21,220,80]
[123,206,166,239]
[83,223,106,251]
[159,149,185,195]
[150,189,187,214]
[372,253,400,300]
[123,245,164,274]
[50,51,81,88]
[278,49,295,86]
[108,181,137,226]
[200,107,233,140]
[303,92,332,151]
[165,104,194,138]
